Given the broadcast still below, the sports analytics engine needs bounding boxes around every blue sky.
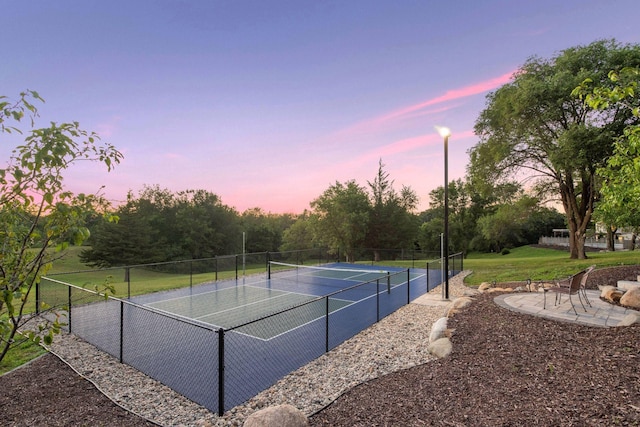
[2,0,638,213]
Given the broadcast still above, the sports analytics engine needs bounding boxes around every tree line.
[79,160,565,267]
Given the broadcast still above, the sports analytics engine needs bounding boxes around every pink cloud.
[377,71,516,123]
[341,129,477,171]
[337,70,517,138]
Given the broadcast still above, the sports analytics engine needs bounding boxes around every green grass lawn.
[0,335,47,375]
[463,245,640,285]
[47,246,267,298]
[371,245,640,286]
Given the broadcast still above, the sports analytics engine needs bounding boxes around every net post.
[266,252,270,277]
[217,328,225,416]
[387,272,391,294]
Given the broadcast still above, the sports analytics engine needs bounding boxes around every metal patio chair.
[544,266,595,315]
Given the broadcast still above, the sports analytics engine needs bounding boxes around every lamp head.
[435,126,451,138]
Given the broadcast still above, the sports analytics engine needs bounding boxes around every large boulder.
[429,317,448,343]
[427,337,452,359]
[599,285,616,298]
[243,404,308,427]
[446,296,473,318]
[602,287,625,303]
[478,282,493,291]
[620,287,640,310]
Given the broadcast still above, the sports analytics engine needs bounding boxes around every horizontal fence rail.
[40,249,463,415]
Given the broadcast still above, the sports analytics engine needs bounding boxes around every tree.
[476,195,565,252]
[419,178,499,254]
[365,160,418,260]
[310,180,371,262]
[575,67,640,250]
[280,211,317,253]
[240,208,295,253]
[0,91,122,363]
[80,196,163,267]
[469,40,640,259]
[81,187,242,266]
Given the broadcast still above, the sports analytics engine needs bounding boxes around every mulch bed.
[0,356,156,426]
[1,265,638,426]
[309,293,640,426]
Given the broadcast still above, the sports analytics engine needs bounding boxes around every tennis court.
[143,262,415,340]
[146,285,353,340]
[40,257,457,414]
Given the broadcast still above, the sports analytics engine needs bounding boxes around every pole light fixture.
[435,126,451,300]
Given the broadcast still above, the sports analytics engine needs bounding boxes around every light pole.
[436,126,451,300]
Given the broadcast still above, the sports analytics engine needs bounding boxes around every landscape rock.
[486,287,512,293]
[427,337,452,359]
[602,287,625,303]
[462,288,480,297]
[617,312,640,327]
[429,317,448,343]
[243,404,308,427]
[620,287,640,309]
[446,296,473,318]
[478,282,493,291]
[599,285,616,298]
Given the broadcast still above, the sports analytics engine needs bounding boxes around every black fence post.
[35,280,40,315]
[189,260,193,288]
[426,261,430,291]
[217,328,225,416]
[125,267,131,299]
[215,257,218,282]
[407,269,411,304]
[119,300,124,363]
[376,279,380,321]
[235,255,238,281]
[325,296,329,353]
[68,285,72,333]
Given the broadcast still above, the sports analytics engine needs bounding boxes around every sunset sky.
[2,1,638,214]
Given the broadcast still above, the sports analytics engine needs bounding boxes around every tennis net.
[267,261,391,291]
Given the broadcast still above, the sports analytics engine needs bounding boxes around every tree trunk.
[606,226,617,252]
[560,172,594,260]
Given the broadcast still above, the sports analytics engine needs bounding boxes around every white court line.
[145,284,287,306]
[145,276,416,341]
[193,292,310,321]
[231,296,356,342]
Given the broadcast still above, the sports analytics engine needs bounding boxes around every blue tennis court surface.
[146,286,353,340]
[47,262,447,414]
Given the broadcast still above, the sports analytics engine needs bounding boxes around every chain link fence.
[39,250,463,415]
